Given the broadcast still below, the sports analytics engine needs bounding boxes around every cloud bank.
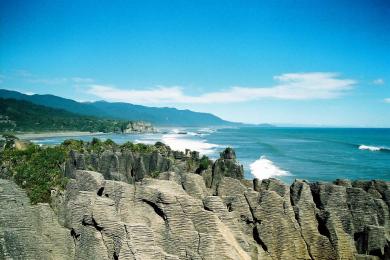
[16,70,94,85]
[86,72,356,104]
[373,78,385,85]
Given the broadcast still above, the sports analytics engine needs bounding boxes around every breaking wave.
[358,145,390,152]
[250,156,291,179]
[161,134,219,155]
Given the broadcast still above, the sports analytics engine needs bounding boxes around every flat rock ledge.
[0,171,389,260]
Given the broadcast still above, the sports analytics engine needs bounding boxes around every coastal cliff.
[123,121,156,134]
[0,143,389,259]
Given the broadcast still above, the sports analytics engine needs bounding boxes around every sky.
[0,0,389,127]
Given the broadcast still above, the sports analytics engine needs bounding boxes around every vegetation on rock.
[1,140,68,204]
[0,136,208,204]
[196,155,211,174]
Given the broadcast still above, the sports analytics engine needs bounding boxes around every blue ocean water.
[205,127,390,182]
[29,127,390,182]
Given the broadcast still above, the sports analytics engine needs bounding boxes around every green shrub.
[150,171,160,178]
[91,137,102,146]
[196,155,211,174]
[199,155,211,170]
[104,138,116,146]
[2,145,68,204]
[0,138,175,204]
[120,141,157,153]
[1,133,19,149]
[62,139,84,151]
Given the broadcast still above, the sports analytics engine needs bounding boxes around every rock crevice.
[1,152,389,259]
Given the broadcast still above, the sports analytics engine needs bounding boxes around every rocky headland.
[0,140,389,259]
[123,121,156,134]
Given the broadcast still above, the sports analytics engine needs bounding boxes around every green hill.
[0,89,238,126]
[0,98,131,133]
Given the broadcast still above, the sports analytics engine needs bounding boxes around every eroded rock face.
[1,171,389,260]
[0,179,75,259]
[123,121,156,134]
[64,144,206,185]
[50,170,257,259]
[65,149,173,183]
[211,148,244,193]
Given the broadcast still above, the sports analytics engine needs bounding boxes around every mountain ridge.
[0,89,238,126]
[0,98,153,133]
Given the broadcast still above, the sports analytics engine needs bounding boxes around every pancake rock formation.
[0,148,389,260]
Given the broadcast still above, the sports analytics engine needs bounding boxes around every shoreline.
[15,131,106,140]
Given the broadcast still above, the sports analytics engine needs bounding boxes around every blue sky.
[1,0,389,126]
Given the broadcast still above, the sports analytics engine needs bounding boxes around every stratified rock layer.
[123,121,156,134]
[211,148,244,193]
[1,172,389,259]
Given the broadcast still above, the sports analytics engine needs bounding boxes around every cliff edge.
[0,146,389,259]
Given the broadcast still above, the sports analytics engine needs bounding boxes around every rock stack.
[0,148,389,259]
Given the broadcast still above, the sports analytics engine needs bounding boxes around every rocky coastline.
[10,121,156,141]
[123,121,156,134]
[0,141,389,259]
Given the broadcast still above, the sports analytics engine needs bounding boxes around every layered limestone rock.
[123,121,156,134]
[65,149,174,183]
[0,179,75,259]
[1,167,389,259]
[64,143,204,184]
[24,170,258,259]
[211,148,244,193]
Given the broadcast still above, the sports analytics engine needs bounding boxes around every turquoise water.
[206,127,390,182]
[30,127,390,182]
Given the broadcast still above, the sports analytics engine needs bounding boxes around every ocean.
[30,127,390,183]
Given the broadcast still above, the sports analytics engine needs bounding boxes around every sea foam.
[134,139,155,145]
[198,128,216,134]
[161,134,219,155]
[358,145,387,152]
[250,156,290,179]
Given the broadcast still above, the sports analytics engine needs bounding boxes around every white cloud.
[15,70,33,78]
[86,72,356,104]
[87,85,185,103]
[385,98,390,103]
[27,77,68,85]
[71,77,95,83]
[16,70,67,84]
[373,78,385,85]
[15,70,94,85]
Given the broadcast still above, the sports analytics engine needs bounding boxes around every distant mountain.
[0,98,133,133]
[0,89,236,126]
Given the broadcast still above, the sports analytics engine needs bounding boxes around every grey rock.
[123,121,156,133]
[220,147,236,159]
[211,148,244,193]
[1,169,389,259]
[65,149,173,183]
[0,179,75,259]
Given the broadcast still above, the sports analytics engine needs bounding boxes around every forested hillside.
[0,98,130,133]
[0,89,235,126]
